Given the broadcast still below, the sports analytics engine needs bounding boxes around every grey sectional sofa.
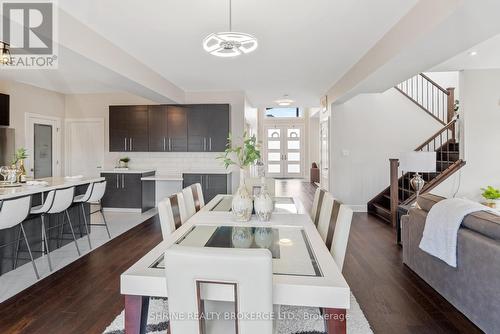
[401,193,500,333]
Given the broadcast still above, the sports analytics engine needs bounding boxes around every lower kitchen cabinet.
[101,171,155,212]
[182,173,232,202]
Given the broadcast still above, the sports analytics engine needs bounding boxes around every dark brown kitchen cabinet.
[148,105,188,152]
[109,105,149,152]
[187,104,230,152]
[109,104,228,153]
[100,171,155,212]
[183,173,232,202]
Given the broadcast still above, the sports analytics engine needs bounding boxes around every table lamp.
[399,151,437,204]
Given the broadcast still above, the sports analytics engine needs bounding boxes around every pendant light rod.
[229,0,232,32]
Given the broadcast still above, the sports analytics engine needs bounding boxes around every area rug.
[103,293,373,334]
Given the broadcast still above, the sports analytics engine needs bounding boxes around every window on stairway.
[265,108,302,118]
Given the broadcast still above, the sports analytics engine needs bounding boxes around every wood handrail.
[414,119,457,151]
[419,73,450,95]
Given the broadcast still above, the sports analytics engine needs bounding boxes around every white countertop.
[141,175,184,181]
[183,170,232,175]
[0,176,104,200]
[100,169,156,174]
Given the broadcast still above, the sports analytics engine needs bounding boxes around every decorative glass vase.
[254,227,273,248]
[254,179,274,222]
[231,168,253,222]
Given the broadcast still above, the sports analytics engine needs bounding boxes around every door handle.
[116,174,119,188]
[124,138,127,151]
[209,137,212,151]
[130,138,133,151]
[122,174,125,188]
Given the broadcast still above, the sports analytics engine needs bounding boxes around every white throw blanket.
[419,198,491,267]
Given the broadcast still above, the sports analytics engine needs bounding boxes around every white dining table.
[120,195,350,334]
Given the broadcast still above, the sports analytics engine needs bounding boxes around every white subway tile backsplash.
[105,152,227,175]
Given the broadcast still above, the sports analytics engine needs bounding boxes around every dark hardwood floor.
[0,180,482,333]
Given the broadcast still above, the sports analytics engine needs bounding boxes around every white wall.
[331,88,442,209]
[308,112,320,180]
[0,79,65,166]
[432,69,500,200]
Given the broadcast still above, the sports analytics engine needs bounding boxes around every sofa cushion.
[463,211,500,240]
[417,193,445,212]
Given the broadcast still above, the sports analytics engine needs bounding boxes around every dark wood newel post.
[447,87,455,139]
[389,159,399,228]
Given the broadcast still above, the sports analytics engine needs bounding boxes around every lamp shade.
[399,152,436,173]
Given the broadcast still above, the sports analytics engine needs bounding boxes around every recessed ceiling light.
[203,0,258,57]
[275,94,294,106]
[469,51,478,56]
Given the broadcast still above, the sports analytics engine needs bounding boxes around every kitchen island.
[0,176,103,276]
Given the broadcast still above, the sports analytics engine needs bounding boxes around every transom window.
[265,108,302,118]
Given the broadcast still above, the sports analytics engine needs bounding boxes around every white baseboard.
[102,208,142,213]
[347,204,367,212]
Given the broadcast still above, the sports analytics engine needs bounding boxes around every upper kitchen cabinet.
[148,105,188,152]
[109,104,228,152]
[187,104,230,152]
[109,105,149,152]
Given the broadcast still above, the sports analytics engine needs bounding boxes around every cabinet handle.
[206,175,210,190]
[124,138,127,151]
[122,174,125,188]
[169,138,172,151]
[130,138,133,151]
[209,137,212,151]
[203,138,207,151]
[163,137,166,151]
[116,174,119,188]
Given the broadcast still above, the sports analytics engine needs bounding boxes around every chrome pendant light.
[203,0,258,57]
[0,42,12,65]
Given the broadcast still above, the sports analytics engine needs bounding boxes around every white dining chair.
[310,187,326,226]
[181,186,197,220]
[157,193,187,240]
[0,195,39,279]
[165,245,273,334]
[191,183,205,210]
[316,192,342,250]
[330,205,353,271]
[73,181,111,250]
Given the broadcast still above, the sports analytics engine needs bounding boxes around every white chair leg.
[80,203,92,249]
[41,215,53,272]
[20,223,40,280]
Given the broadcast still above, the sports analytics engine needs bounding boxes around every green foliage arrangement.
[481,186,500,200]
[218,132,261,169]
[120,157,130,163]
[13,147,28,163]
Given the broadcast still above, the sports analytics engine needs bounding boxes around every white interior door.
[25,113,62,178]
[320,120,329,190]
[65,118,104,177]
[264,124,304,178]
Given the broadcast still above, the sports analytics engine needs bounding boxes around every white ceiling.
[433,33,500,71]
[12,0,417,107]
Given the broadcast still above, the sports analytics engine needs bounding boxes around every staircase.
[368,73,465,224]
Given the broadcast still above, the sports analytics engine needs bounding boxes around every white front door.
[264,125,304,178]
[65,118,105,177]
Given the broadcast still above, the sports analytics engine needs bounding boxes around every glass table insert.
[150,225,322,277]
[210,196,298,214]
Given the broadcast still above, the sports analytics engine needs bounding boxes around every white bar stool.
[0,195,39,279]
[73,180,111,250]
[30,186,80,272]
